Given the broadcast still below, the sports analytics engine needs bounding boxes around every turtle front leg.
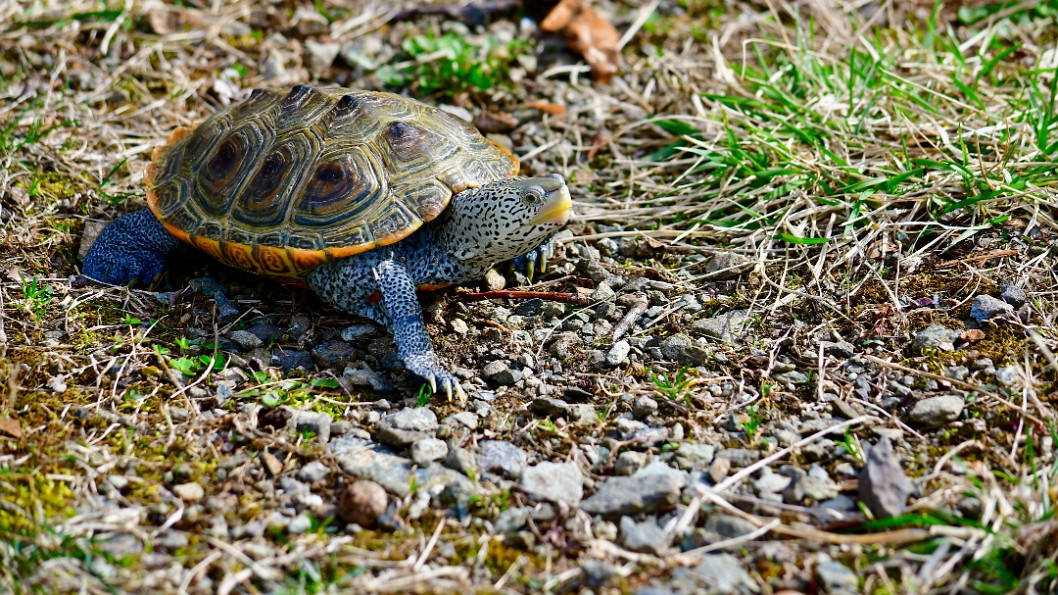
[374,260,465,401]
[83,209,186,287]
[511,234,557,283]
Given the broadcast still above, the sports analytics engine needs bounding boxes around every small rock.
[522,461,584,503]
[995,365,1019,386]
[707,457,731,483]
[859,436,914,519]
[614,451,648,476]
[477,440,527,479]
[311,339,359,369]
[677,553,757,594]
[590,282,616,302]
[944,365,969,382]
[816,560,859,594]
[411,438,449,466]
[1000,283,1027,308]
[580,474,682,517]
[531,397,570,418]
[493,507,528,534]
[173,482,205,503]
[338,480,388,527]
[581,559,619,588]
[606,340,631,366]
[911,324,962,353]
[484,268,506,291]
[297,461,329,483]
[715,448,760,468]
[288,513,313,535]
[907,395,964,428]
[304,40,341,73]
[785,473,839,503]
[229,330,263,349]
[449,318,469,335]
[157,531,188,551]
[272,349,314,373]
[444,446,477,475]
[691,310,751,344]
[659,333,708,366]
[700,252,753,280]
[632,395,658,419]
[340,323,376,342]
[970,295,1014,324]
[260,451,284,477]
[703,514,758,538]
[293,411,332,443]
[672,443,715,471]
[619,516,669,555]
[754,470,792,494]
[483,360,520,386]
[377,408,438,448]
[821,340,856,358]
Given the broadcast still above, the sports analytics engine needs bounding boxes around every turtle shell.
[146,85,519,279]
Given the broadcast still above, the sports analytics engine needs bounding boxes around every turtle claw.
[513,235,557,284]
[405,354,464,403]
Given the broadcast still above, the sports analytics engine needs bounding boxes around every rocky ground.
[2,0,1058,593]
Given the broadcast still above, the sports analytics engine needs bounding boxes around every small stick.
[613,292,648,341]
[935,249,1019,269]
[456,290,591,306]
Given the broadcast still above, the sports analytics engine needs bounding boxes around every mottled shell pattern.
[146,85,519,279]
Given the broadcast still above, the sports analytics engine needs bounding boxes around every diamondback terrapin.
[83,85,573,398]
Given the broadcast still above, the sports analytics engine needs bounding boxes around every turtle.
[83,84,572,399]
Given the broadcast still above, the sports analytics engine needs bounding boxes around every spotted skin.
[307,176,571,398]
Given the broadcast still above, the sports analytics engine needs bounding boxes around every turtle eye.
[523,187,544,205]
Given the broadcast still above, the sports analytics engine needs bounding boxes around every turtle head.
[440,175,572,266]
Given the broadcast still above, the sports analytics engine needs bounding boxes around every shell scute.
[147,86,520,279]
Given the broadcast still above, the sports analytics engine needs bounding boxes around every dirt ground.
[2,0,1058,593]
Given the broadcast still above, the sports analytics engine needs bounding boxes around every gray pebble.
[614,451,648,476]
[911,324,961,353]
[580,473,682,517]
[632,395,658,419]
[672,443,715,471]
[1000,283,1027,308]
[296,461,329,483]
[477,440,527,479]
[522,461,583,503]
[908,395,964,427]
[970,295,1014,323]
[691,309,751,344]
[411,438,449,466]
[229,330,263,349]
[619,516,669,555]
[606,340,631,366]
[816,560,859,594]
[376,408,438,448]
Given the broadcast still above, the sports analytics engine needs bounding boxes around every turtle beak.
[529,182,572,226]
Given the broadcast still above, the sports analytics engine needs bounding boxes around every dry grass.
[1,0,1057,593]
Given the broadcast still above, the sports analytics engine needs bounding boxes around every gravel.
[859,436,914,518]
[522,461,584,503]
[907,395,964,427]
[970,294,1014,323]
[580,473,682,517]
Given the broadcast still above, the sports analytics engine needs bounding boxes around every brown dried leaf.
[0,416,22,439]
[527,101,567,116]
[541,0,621,83]
[961,329,986,342]
[474,110,518,134]
[540,0,578,31]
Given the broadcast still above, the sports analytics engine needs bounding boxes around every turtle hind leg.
[83,209,186,287]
